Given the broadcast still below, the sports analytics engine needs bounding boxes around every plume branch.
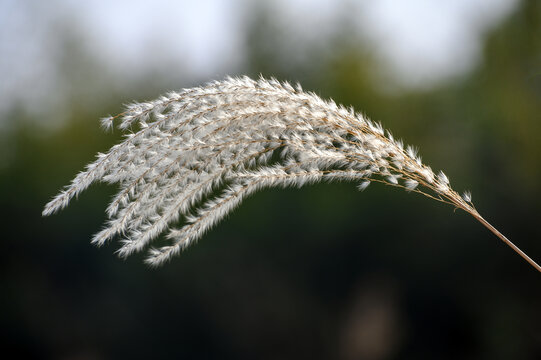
[43,76,540,271]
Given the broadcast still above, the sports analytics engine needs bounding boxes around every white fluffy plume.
[43,76,539,271]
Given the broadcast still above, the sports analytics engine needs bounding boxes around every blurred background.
[1,0,540,359]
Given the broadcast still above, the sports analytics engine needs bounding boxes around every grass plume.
[43,76,540,271]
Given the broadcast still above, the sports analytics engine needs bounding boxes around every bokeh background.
[1,0,540,359]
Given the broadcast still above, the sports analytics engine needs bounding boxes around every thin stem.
[473,213,541,272]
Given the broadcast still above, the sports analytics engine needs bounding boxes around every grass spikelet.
[43,76,540,271]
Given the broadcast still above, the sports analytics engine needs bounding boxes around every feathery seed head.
[42,76,539,271]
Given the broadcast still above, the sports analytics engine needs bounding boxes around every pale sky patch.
[0,0,520,126]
